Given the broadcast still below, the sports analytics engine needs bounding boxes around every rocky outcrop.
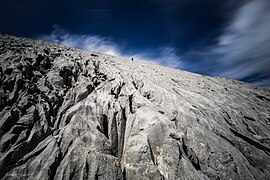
[0,33,270,180]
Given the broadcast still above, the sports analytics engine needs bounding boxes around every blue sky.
[1,0,270,88]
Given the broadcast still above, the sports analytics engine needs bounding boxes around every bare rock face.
[0,34,270,180]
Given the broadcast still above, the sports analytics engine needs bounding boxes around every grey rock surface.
[0,33,270,180]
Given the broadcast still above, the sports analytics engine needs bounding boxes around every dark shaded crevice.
[103,114,109,138]
[111,82,125,99]
[118,108,127,159]
[171,78,180,84]
[47,137,66,180]
[111,112,119,156]
[55,57,105,129]
[6,77,23,107]
[182,136,201,170]
[2,75,16,92]
[116,82,125,99]
[98,114,108,138]
[12,127,32,146]
[176,142,183,172]
[157,169,165,180]
[56,83,97,129]
[71,60,80,77]
[0,127,52,178]
[94,167,101,180]
[0,107,20,137]
[94,173,101,180]
[47,102,58,127]
[93,60,100,74]
[132,80,138,90]
[92,60,107,86]
[227,129,270,177]
[91,76,98,86]
[123,168,127,180]
[254,93,270,101]
[244,116,256,121]
[83,159,90,180]
[39,102,54,128]
[128,94,134,114]
[44,78,54,91]
[158,110,165,114]
[147,137,156,165]
[54,101,73,129]
[223,116,234,127]
[0,89,6,111]
[61,139,74,158]
[91,53,99,57]
[59,67,73,87]
[50,89,75,129]
[230,128,270,153]
[242,120,257,135]
[108,78,115,82]
[172,88,180,95]
[68,168,75,180]
[43,48,50,55]
[143,91,151,100]
[48,150,63,180]
[1,134,19,153]
[11,138,50,169]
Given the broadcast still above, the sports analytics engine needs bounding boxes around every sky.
[0,0,270,88]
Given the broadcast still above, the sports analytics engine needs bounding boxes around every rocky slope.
[0,33,270,180]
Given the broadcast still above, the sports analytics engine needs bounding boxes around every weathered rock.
[0,33,270,179]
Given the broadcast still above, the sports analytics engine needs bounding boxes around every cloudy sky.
[1,0,270,88]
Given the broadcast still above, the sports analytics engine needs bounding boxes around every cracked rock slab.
[0,34,270,180]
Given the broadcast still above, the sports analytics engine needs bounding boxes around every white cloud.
[37,25,184,69]
[128,47,184,69]
[208,0,270,86]
[39,25,121,56]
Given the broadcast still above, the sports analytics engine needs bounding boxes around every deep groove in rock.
[244,116,256,121]
[132,80,138,90]
[84,158,90,179]
[182,135,201,171]
[128,94,134,114]
[48,150,63,180]
[111,112,119,156]
[230,128,270,153]
[0,129,51,178]
[101,114,109,138]
[94,167,101,180]
[147,137,156,165]
[123,168,127,180]
[118,108,127,159]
